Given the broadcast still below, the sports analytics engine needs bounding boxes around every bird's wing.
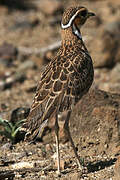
[59,50,94,112]
[24,49,93,141]
[24,55,68,141]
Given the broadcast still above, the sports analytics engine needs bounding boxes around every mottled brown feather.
[24,6,94,141]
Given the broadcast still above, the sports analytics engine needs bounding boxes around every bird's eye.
[80,10,87,17]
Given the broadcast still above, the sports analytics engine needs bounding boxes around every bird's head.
[61,6,95,30]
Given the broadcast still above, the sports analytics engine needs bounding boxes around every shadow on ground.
[87,158,117,173]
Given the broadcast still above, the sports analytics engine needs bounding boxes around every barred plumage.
[24,6,95,175]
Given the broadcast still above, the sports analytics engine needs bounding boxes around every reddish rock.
[70,88,120,156]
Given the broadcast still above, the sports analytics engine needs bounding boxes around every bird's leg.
[64,110,83,171]
[54,114,60,175]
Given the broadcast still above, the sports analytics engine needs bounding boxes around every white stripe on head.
[61,11,79,29]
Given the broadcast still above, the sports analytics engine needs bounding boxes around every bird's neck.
[61,25,86,49]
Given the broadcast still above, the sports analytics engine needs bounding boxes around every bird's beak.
[87,12,96,18]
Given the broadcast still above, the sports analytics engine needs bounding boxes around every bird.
[24,6,95,175]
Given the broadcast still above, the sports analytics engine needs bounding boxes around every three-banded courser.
[24,6,95,175]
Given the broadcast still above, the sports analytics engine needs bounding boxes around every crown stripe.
[61,7,86,29]
[61,11,79,29]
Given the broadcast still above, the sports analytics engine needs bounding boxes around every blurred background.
[0,0,120,179]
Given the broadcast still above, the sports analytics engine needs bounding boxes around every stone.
[0,42,18,66]
[11,161,34,169]
[92,21,120,68]
[101,21,120,67]
[70,88,120,155]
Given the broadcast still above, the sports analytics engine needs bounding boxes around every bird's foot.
[77,159,88,173]
[56,170,61,177]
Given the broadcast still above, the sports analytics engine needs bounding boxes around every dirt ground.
[0,0,120,179]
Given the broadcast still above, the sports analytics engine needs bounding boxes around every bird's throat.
[72,24,82,40]
[61,25,82,45]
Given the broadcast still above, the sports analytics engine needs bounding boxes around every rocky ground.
[0,0,120,179]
